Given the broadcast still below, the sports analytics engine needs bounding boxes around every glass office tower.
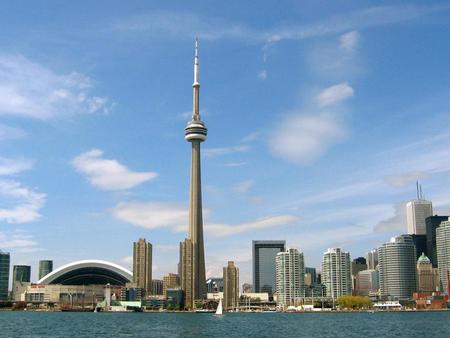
[252,240,285,295]
[0,251,10,301]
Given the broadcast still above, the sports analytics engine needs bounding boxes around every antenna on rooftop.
[416,180,420,200]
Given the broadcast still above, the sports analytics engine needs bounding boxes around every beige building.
[417,253,439,293]
[223,261,239,311]
[163,273,180,296]
[133,238,152,296]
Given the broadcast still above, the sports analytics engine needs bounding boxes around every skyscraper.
[180,39,208,309]
[12,265,31,300]
[304,267,317,286]
[351,257,367,293]
[321,248,352,298]
[355,270,379,296]
[38,260,53,280]
[406,197,433,235]
[378,235,417,300]
[416,253,439,293]
[152,279,164,296]
[426,215,449,267]
[275,248,305,307]
[133,238,152,296]
[223,261,239,311]
[367,249,378,270]
[436,218,450,293]
[252,240,286,295]
[0,251,9,301]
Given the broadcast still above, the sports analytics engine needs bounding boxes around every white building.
[406,199,433,235]
[276,248,305,307]
[367,249,378,270]
[436,218,450,293]
[321,248,351,299]
[378,235,417,300]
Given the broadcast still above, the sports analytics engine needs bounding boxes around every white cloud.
[384,172,426,188]
[233,180,255,193]
[224,162,248,168]
[113,202,188,229]
[270,112,347,164]
[317,82,354,107]
[0,157,33,176]
[0,180,46,224]
[72,149,157,190]
[258,70,267,80]
[0,123,26,141]
[374,203,406,233]
[206,215,299,237]
[340,31,360,51]
[0,55,111,119]
[203,145,251,157]
[0,230,40,253]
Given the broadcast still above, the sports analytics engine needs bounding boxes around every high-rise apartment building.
[416,253,439,293]
[378,235,417,300]
[223,261,239,311]
[367,249,378,270]
[436,219,450,293]
[426,215,449,267]
[321,248,352,298]
[275,248,305,307]
[133,238,152,296]
[38,260,53,280]
[180,39,208,309]
[355,269,379,296]
[0,251,9,301]
[163,273,180,297]
[406,199,433,235]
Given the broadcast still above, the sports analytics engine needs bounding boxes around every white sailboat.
[215,298,223,315]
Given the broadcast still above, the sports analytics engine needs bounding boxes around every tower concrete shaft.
[181,39,207,309]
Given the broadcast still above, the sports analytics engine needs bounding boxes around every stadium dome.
[37,260,132,286]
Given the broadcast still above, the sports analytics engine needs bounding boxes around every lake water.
[0,311,449,337]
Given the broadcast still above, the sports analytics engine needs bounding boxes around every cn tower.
[180,39,207,309]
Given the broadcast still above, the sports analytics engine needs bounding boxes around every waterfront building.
[426,215,449,267]
[223,261,239,311]
[0,250,9,301]
[120,285,143,301]
[252,240,286,295]
[406,198,433,235]
[351,257,367,292]
[163,273,180,297]
[276,248,305,307]
[355,269,379,296]
[152,279,164,295]
[12,265,31,301]
[242,283,253,293]
[305,267,317,286]
[38,260,53,280]
[378,235,417,300]
[436,219,450,293]
[367,249,378,270]
[206,277,224,293]
[167,288,184,309]
[321,248,352,298]
[179,39,208,309]
[416,253,439,293]
[133,238,152,296]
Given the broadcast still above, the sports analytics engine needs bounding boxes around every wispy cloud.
[0,123,26,141]
[258,69,267,80]
[0,230,40,253]
[0,179,46,224]
[374,203,406,233]
[206,215,299,237]
[113,202,188,229]
[224,162,248,168]
[203,145,251,157]
[339,31,360,51]
[0,55,112,119]
[317,82,354,107]
[233,180,255,193]
[0,157,33,176]
[72,149,157,190]
[384,172,426,188]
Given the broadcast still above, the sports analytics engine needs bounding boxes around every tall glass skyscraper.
[378,235,417,300]
[252,240,285,295]
[12,265,31,284]
[0,251,10,301]
[38,260,53,280]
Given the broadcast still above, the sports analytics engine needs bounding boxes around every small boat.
[215,298,223,315]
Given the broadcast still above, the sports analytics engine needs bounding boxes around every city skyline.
[2,1,450,285]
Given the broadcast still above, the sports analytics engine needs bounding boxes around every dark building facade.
[426,215,449,267]
[305,267,317,286]
[0,251,10,301]
[13,265,31,284]
[38,260,53,280]
[411,234,427,260]
[252,240,285,295]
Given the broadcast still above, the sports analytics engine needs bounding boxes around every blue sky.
[1,1,450,284]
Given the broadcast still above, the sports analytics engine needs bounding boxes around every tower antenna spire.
[416,180,420,200]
